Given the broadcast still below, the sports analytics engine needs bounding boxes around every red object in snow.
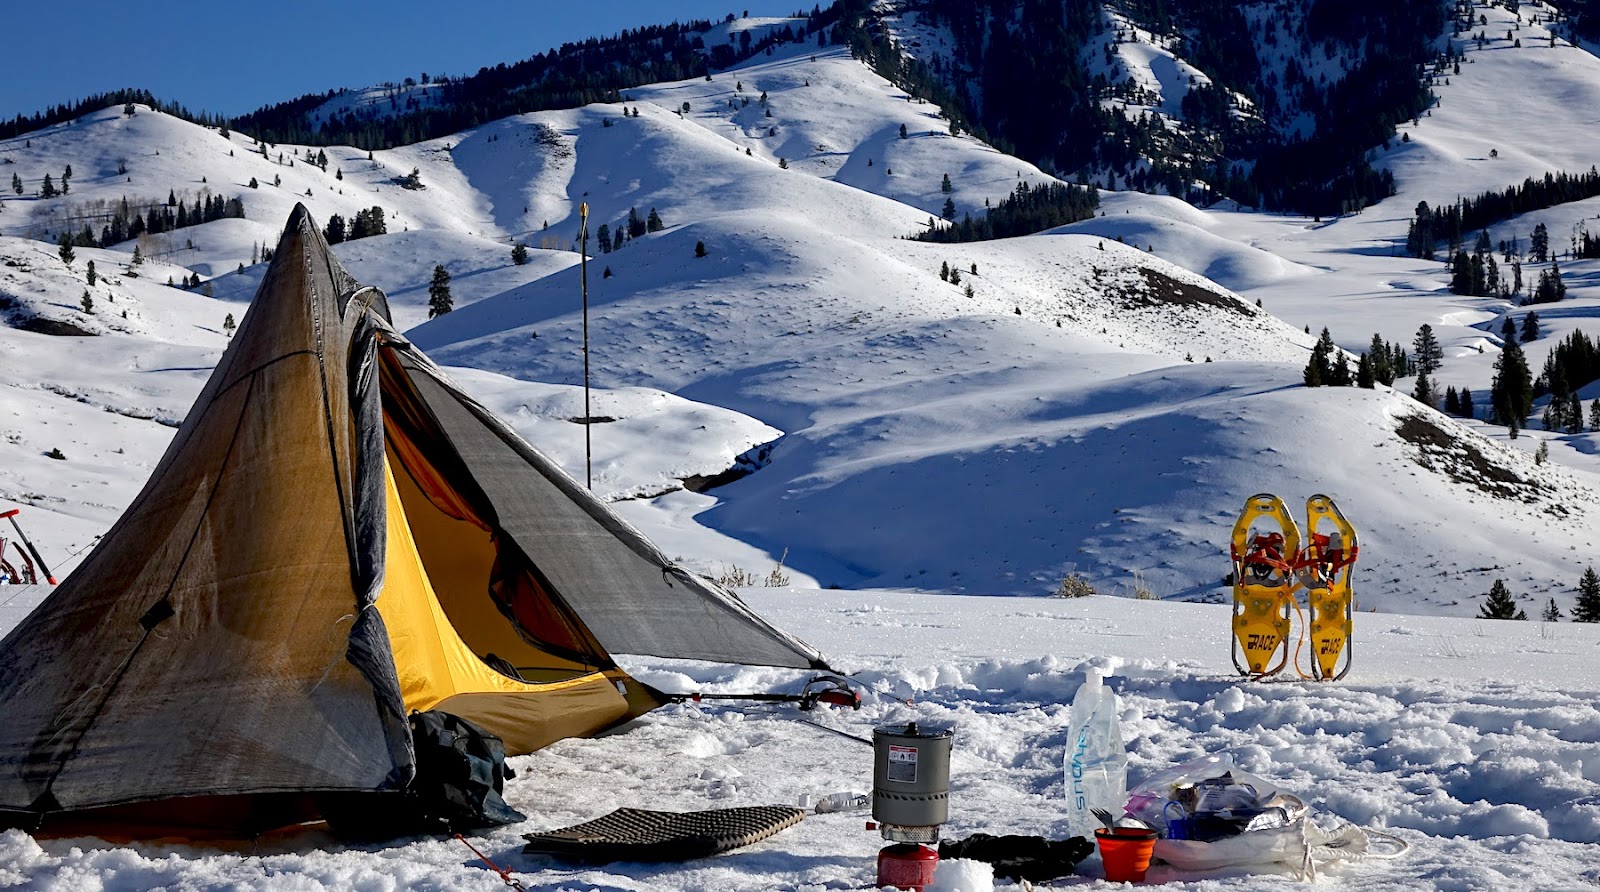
[876,843,938,891]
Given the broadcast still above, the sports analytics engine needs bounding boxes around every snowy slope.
[6,13,1600,616]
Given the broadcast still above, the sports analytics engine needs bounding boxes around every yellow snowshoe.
[1299,494,1358,680]
[1229,493,1300,678]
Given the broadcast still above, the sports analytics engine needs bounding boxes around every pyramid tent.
[0,205,826,838]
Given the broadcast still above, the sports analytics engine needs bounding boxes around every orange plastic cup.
[1095,827,1157,883]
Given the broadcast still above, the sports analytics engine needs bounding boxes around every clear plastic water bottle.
[1064,669,1128,839]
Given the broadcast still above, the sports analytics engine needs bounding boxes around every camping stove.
[872,721,952,891]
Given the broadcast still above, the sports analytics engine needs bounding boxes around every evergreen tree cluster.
[1533,329,1600,433]
[912,180,1099,243]
[1446,230,1503,298]
[594,207,664,253]
[841,0,1436,216]
[1529,260,1567,304]
[1440,385,1477,420]
[1306,329,1417,390]
[49,191,244,250]
[0,88,230,142]
[1575,227,1600,259]
[1302,327,1352,387]
[1406,168,1600,258]
[1515,566,1600,624]
[232,11,840,151]
[321,206,388,245]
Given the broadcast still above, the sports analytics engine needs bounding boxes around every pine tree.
[1574,567,1600,622]
[1590,398,1600,432]
[941,173,953,193]
[1521,311,1540,342]
[80,290,92,314]
[1356,353,1375,388]
[1413,324,1444,374]
[427,264,453,318]
[1541,598,1562,622]
[10,172,20,195]
[1304,341,1327,386]
[1368,333,1393,385]
[1412,374,1435,408]
[939,261,950,282]
[41,174,57,199]
[942,196,957,220]
[1444,386,1460,415]
[58,233,74,266]
[646,208,664,232]
[511,243,529,265]
[86,260,96,287]
[597,224,611,254]
[1330,351,1353,387]
[694,240,708,258]
[1479,579,1527,619]
[1305,328,1336,386]
[323,214,346,245]
[1491,336,1533,426]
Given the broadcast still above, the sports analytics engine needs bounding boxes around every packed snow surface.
[1,588,1597,890]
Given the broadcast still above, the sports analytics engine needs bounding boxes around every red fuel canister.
[876,842,938,890]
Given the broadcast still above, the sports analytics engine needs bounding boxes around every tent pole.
[2,509,54,584]
[579,202,592,490]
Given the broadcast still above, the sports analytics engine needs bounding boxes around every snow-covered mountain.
[4,6,1600,620]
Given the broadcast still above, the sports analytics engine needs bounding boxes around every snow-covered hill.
[5,10,1600,619]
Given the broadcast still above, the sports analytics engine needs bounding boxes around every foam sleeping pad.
[521,805,807,863]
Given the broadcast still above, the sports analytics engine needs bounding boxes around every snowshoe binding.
[1229,494,1300,678]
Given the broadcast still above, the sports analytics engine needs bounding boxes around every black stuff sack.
[318,710,525,839]
[406,709,526,833]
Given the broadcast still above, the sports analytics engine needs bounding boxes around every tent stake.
[579,202,592,490]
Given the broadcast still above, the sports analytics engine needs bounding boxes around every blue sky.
[5,1,806,120]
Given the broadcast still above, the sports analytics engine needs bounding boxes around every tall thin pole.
[579,202,592,491]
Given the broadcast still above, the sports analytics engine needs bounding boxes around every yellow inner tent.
[374,456,654,754]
